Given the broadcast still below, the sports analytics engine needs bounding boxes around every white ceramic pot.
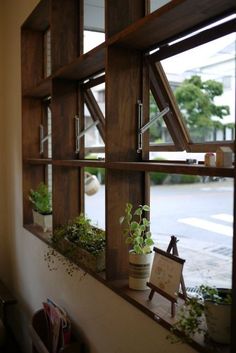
[129,251,152,290]
[32,209,52,232]
[85,172,100,196]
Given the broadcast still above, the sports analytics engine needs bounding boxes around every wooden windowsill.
[24,224,230,353]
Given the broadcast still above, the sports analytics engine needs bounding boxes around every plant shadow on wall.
[44,214,106,277]
[120,203,154,290]
[167,285,232,348]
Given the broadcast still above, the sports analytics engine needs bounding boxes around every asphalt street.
[85,179,233,289]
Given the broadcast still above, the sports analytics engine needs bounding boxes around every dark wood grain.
[52,79,80,227]
[51,0,80,72]
[107,0,236,51]
[21,30,44,91]
[55,44,106,81]
[22,0,49,31]
[22,77,51,98]
[106,45,148,280]
[105,0,145,38]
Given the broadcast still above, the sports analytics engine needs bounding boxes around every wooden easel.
[147,236,187,317]
[166,235,187,300]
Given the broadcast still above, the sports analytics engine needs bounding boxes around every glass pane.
[84,167,105,229]
[84,0,105,53]
[161,32,235,143]
[150,0,171,13]
[150,174,233,289]
[149,92,173,144]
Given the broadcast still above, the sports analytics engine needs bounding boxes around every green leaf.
[142,205,150,212]
[134,207,142,216]
[130,221,139,230]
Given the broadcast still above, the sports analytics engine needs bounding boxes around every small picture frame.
[147,247,185,316]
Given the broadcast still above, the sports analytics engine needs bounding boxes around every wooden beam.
[149,61,191,150]
[84,89,105,142]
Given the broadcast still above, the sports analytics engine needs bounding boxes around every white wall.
[0,1,198,353]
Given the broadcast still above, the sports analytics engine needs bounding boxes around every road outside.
[85,178,233,289]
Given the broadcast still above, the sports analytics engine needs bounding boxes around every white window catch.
[74,115,100,154]
[137,100,170,153]
[40,124,51,155]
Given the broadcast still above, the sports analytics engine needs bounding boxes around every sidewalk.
[155,234,232,289]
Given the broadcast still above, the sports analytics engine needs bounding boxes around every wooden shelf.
[24,158,52,165]
[107,161,235,177]
[22,77,51,98]
[54,44,106,81]
[24,158,234,177]
[53,159,106,168]
[107,0,236,51]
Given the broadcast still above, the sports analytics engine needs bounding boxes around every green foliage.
[52,214,106,256]
[168,285,232,343]
[175,75,230,141]
[29,182,52,215]
[119,203,154,255]
[150,172,168,185]
[166,174,201,184]
[149,93,163,142]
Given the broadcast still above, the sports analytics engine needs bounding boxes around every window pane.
[150,0,171,13]
[150,175,233,289]
[84,0,105,53]
[84,167,105,229]
[161,32,235,143]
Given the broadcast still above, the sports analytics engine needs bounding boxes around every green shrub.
[166,174,201,184]
[150,172,168,185]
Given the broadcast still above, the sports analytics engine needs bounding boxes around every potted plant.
[120,203,154,290]
[48,214,106,273]
[29,182,52,232]
[169,285,231,345]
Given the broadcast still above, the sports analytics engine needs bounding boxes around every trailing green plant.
[29,182,52,215]
[45,214,106,276]
[52,214,105,256]
[168,285,232,343]
[119,203,154,255]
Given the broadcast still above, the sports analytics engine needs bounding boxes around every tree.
[174,75,230,141]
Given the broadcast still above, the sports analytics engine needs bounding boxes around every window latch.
[75,115,100,154]
[137,100,170,153]
[40,124,51,154]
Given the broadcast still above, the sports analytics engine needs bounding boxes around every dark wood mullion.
[51,0,80,72]
[52,79,80,227]
[22,98,45,225]
[105,0,145,38]
[78,85,85,213]
[149,61,191,150]
[84,89,105,142]
[106,44,147,280]
[21,29,44,91]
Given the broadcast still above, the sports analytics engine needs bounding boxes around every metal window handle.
[40,124,51,154]
[137,101,170,153]
[74,115,100,154]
